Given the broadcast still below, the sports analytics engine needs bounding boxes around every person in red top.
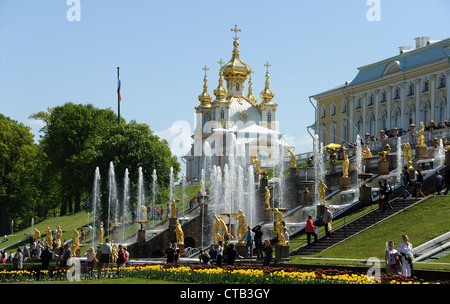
[305,215,318,246]
[80,229,86,244]
[117,244,127,267]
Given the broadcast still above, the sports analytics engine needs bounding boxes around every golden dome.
[246,77,257,105]
[221,40,252,78]
[260,73,274,103]
[198,75,212,106]
[213,71,228,100]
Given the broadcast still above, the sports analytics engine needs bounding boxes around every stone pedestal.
[446,150,450,166]
[415,145,429,160]
[340,176,351,190]
[378,159,389,175]
[289,167,297,177]
[275,244,289,262]
[316,204,326,219]
[359,185,373,204]
[236,243,248,257]
[177,243,185,256]
[137,229,146,243]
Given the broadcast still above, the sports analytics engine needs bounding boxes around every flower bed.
[0,263,447,284]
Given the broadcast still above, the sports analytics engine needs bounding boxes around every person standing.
[263,240,272,266]
[402,166,412,199]
[61,243,72,267]
[40,245,53,270]
[117,244,126,267]
[225,243,242,266]
[252,224,264,259]
[385,241,401,274]
[216,241,223,267]
[165,243,174,263]
[84,247,96,278]
[382,179,393,211]
[415,169,425,199]
[321,206,333,238]
[173,243,180,263]
[98,238,112,278]
[241,226,254,258]
[13,247,23,270]
[397,234,414,277]
[434,171,443,195]
[305,215,317,246]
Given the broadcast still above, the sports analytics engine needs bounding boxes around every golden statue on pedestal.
[45,227,53,249]
[138,205,148,223]
[252,157,262,175]
[175,220,184,245]
[170,199,177,218]
[55,225,62,248]
[271,208,287,245]
[416,122,426,147]
[72,229,80,256]
[318,178,327,206]
[34,228,41,241]
[232,210,246,244]
[264,186,271,209]
[403,142,414,170]
[213,215,234,243]
[378,144,391,160]
[98,224,104,245]
[342,152,349,178]
[288,149,296,168]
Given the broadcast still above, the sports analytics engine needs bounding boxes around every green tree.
[31,103,118,215]
[93,121,180,218]
[0,114,38,235]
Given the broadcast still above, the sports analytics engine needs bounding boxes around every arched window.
[420,100,430,124]
[341,100,347,113]
[366,113,375,136]
[330,122,336,143]
[341,119,347,143]
[378,110,387,131]
[267,112,272,122]
[331,102,337,116]
[405,104,415,126]
[436,98,447,123]
[354,116,362,139]
[236,83,240,91]
[321,105,327,118]
[438,75,446,88]
[391,108,401,129]
[220,109,225,120]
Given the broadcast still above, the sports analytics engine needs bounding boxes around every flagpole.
[117,67,120,124]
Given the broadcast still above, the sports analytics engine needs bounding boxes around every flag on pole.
[117,78,122,101]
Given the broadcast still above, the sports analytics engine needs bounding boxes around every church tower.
[259,61,278,130]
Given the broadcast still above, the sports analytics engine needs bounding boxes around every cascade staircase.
[290,196,423,256]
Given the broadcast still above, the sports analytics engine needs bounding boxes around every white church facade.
[183,26,292,181]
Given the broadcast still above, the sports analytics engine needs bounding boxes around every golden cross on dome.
[202,65,209,76]
[231,24,241,41]
[264,61,271,74]
[218,59,225,68]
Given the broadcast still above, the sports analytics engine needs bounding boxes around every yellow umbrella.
[323,143,341,151]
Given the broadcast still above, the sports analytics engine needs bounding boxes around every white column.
[362,93,367,135]
[415,78,420,125]
[375,89,379,133]
[430,74,435,122]
[349,96,354,141]
[386,85,392,130]
[400,81,407,129]
[446,70,450,121]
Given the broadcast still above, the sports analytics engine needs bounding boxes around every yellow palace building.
[310,36,450,146]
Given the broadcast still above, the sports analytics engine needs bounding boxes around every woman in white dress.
[397,235,414,277]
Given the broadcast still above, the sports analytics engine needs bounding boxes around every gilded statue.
[72,229,80,255]
[45,227,53,249]
[138,205,148,223]
[232,210,246,244]
[252,157,262,175]
[403,142,413,170]
[362,145,373,159]
[175,220,184,245]
[378,144,391,160]
[264,186,271,209]
[55,225,62,248]
[213,215,222,244]
[288,149,296,168]
[34,228,41,241]
[170,199,177,218]
[271,208,287,245]
[111,242,119,263]
[98,224,104,246]
[416,122,426,147]
[317,178,327,206]
[342,152,349,178]
[214,215,234,242]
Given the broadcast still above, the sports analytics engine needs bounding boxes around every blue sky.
[1,0,449,169]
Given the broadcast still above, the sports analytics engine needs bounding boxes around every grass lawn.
[290,196,450,271]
